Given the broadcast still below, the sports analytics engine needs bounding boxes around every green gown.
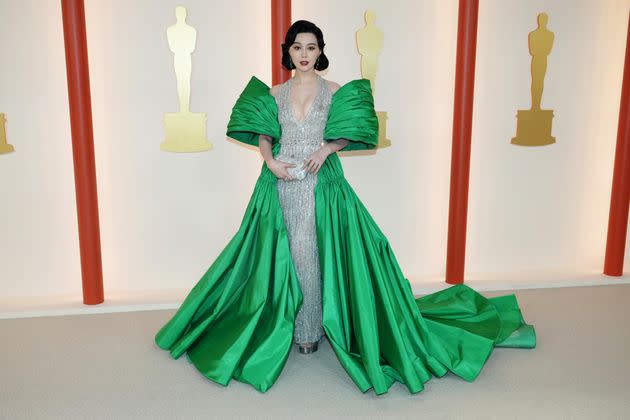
[155,76,536,394]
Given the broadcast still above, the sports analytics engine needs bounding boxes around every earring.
[315,56,320,69]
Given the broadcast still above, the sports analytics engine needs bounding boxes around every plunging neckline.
[288,75,321,125]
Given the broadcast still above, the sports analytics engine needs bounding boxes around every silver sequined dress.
[275,75,331,344]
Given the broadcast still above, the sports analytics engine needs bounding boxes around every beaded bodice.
[276,75,332,160]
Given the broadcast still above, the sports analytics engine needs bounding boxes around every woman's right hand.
[267,158,297,181]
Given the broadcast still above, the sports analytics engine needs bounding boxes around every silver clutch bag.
[275,154,308,180]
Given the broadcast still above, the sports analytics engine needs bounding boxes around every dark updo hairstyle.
[281,20,329,71]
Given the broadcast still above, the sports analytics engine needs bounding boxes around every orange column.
[271,0,291,85]
[445,0,479,284]
[61,0,104,304]
[604,10,630,277]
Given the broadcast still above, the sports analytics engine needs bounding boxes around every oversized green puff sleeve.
[226,76,281,147]
[324,79,379,151]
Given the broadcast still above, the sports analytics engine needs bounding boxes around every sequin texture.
[275,75,332,344]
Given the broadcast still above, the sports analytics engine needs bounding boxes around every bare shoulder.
[324,79,341,94]
[270,84,282,97]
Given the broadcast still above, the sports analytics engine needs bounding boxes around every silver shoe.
[296,341,319,354]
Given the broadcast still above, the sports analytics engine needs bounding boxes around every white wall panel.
[1,0,629,304]
[0,0,80,298]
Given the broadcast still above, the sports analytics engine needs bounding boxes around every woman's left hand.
[305,144,331,175]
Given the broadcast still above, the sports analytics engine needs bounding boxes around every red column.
[271,0,291,85]
[61,0,104,304]
[445,0,479,284]
[604,10,630,277]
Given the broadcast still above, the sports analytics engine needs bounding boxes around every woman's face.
[288,32,321,72]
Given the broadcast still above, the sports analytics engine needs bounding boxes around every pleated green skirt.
[155,153,535,394]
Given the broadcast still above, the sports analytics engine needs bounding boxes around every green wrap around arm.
[324,79,379,151]
[226,76,281,147]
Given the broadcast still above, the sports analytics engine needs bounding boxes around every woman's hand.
[305,144,332,175]
[259,135,296,181]
[268,158,297,181]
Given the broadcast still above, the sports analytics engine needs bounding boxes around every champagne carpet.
[1,284,629,420]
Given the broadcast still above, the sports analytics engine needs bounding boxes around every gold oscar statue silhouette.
[512,12,556,147]
[0,113,14,154]
[161,6,212,152]
[356,10,390,148]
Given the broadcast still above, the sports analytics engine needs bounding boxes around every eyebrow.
[292,42,318,46]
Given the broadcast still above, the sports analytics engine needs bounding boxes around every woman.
[155,20,535,395]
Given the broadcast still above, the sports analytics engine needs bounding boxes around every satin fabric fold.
[155,165,302,392]
[226,76,282,147]
[324,79,379,150]
[315,155,535,394]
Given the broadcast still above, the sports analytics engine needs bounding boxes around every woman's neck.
[292,70,318,84]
